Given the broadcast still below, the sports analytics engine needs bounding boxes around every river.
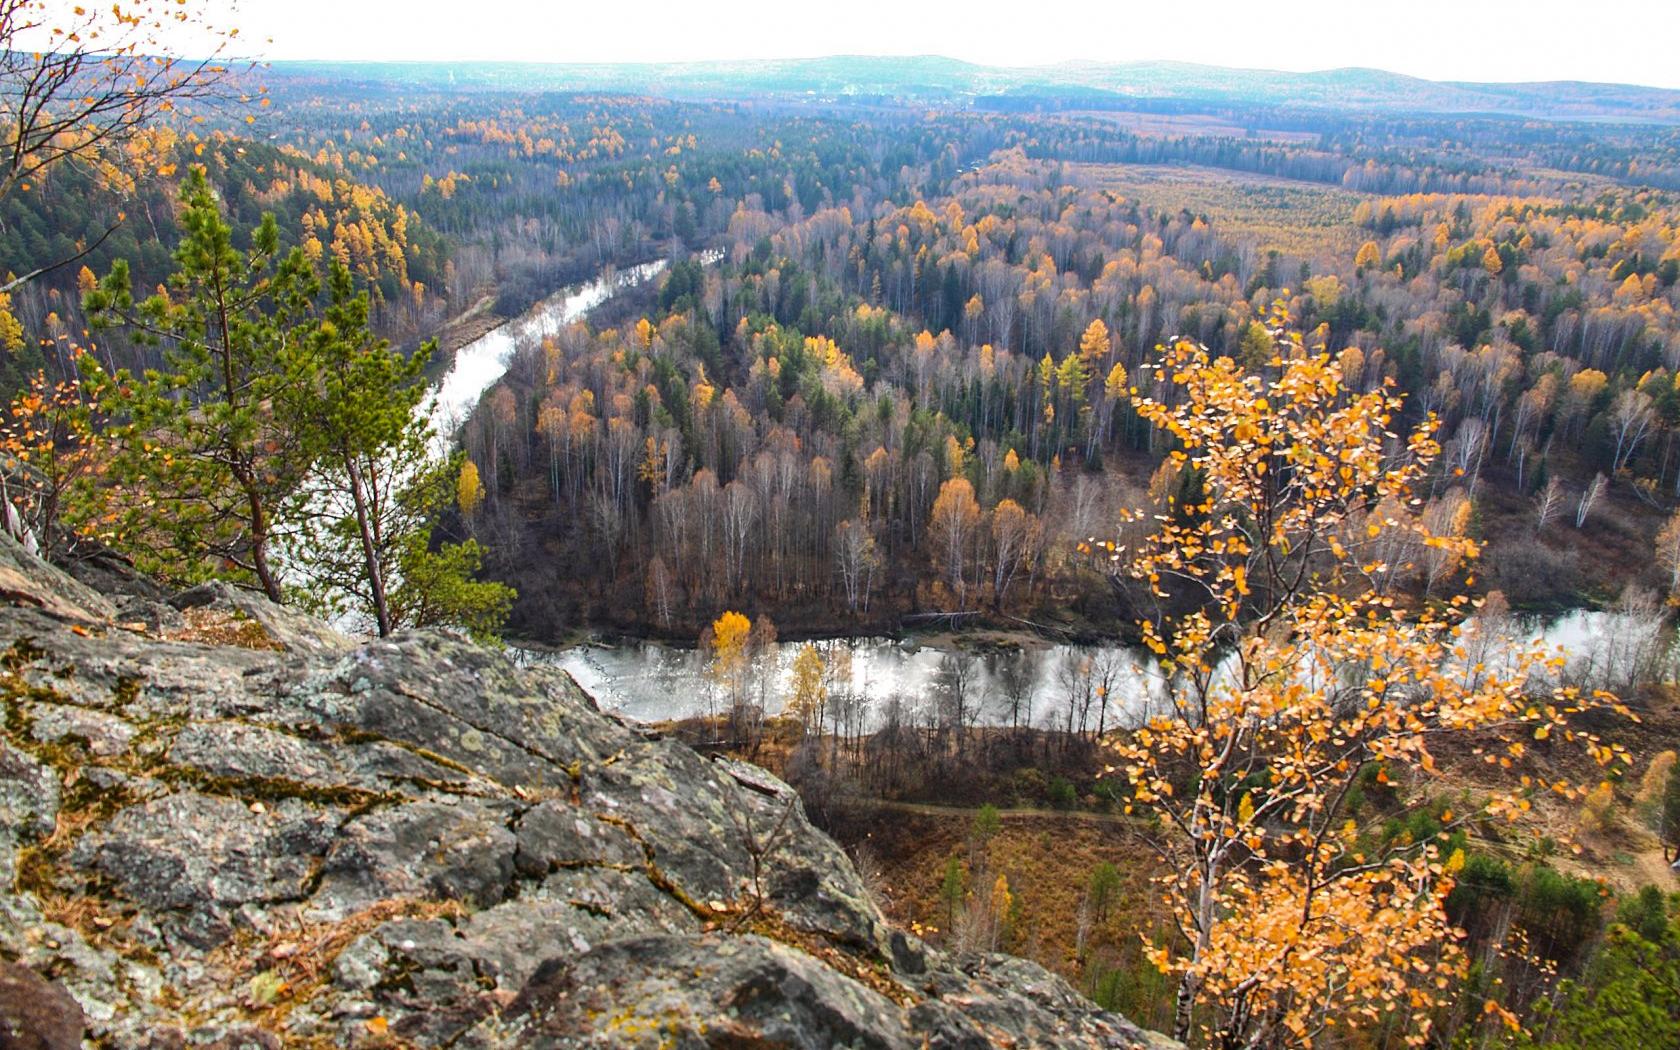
[429,258,672,453]
[428,258,1669,732]
[524,606,1668,730]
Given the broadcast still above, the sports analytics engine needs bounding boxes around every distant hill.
[267,55,1680,123]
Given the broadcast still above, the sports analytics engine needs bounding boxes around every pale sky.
[213,0,1680,90]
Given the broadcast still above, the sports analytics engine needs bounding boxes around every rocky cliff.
[0,534,1173,1049]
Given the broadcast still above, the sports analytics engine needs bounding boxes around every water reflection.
[521,606,1670,728]
[539,636,1183,730]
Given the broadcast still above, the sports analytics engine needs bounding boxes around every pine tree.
[1663,757,1680,862]
[282,259,514,639]
[85,176,513,637]
[1087,861,1122,924]
[386,530,514,644]
[83,166,318,601]
[282,259,431,634]
[939,854,966,930]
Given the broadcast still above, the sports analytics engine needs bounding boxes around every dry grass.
[740,910,917,1006]
[224,897,470,1029]
[1072,162,1371,258]
[169,606,284,650]
[851,806,1166,981]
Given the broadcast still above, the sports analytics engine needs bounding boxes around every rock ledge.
[0,536,1175,1048]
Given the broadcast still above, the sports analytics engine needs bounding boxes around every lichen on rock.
[0,535,1178,1049]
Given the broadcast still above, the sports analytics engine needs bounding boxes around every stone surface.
[75,792,339,911]
[0,739,57,841]
[314,798,519,913]
[0,535,1176,1049]
[0,961,84,1050]
[462,934,918,1049]
[28,703,137,757]
[0,531,114,623]
[169,580,355,655]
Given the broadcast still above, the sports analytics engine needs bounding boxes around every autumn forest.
[11,6,1680,1047]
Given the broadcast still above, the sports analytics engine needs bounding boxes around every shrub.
[1047,776,1077,810]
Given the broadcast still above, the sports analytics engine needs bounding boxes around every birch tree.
[1093,316,1629,1049]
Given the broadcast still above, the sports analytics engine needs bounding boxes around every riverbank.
[437,249,1674,731]
[433,294,501,360]
[422,244,719,393]
[507,609,1128,654]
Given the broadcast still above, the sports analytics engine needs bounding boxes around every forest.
[8,3,1680,1045]
[431,110,1680,642]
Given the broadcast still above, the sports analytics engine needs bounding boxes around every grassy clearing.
[1073,161,1371,257]
[843,804,1176,1027]
[1070,111,1321,144]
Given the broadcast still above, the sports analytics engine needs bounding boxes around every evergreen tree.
[939,854,966,930]
[282,259,512,639]
[1662,758,1680,862]
[83,167,317,601]
[387,526,515,644]
[1521,889,1680,1049]
[85,170,514,638]
[282,258,429,633]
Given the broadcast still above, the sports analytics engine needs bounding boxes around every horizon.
[260,52,1680,94]
[205,0,1680,92]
